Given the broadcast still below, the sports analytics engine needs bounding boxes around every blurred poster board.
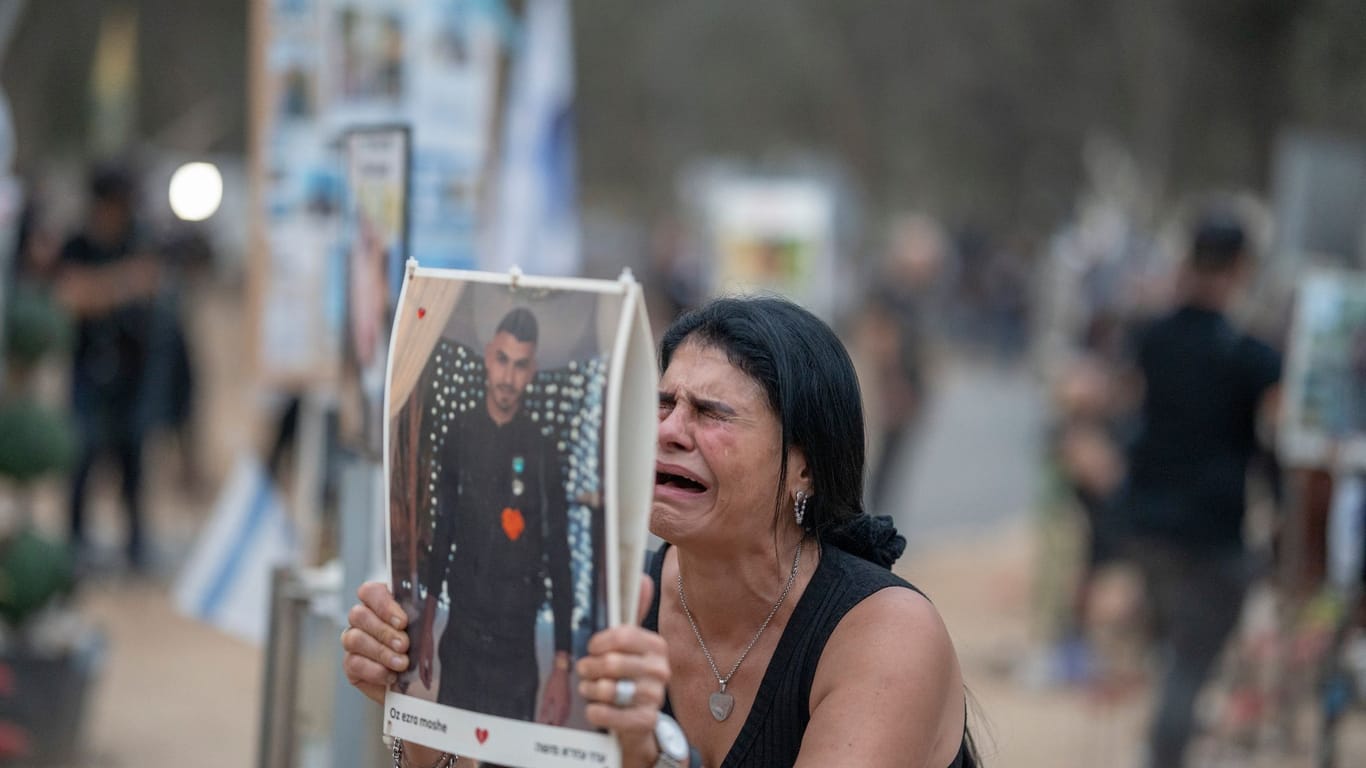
[1271,131,1366,275]
[254,0,344,385]
[251,0,511,385]
[1280,270,1366,469]
[321,0,501,269]
[382,265,655,768]
[341,125,410,457]
[696,172,837,319]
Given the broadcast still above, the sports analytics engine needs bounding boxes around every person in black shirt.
[54,167,160,570]
[1117,211,1281,767]
[412,307,574,725]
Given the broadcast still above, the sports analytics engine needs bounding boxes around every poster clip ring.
[508,265,524,292]
[617,267,637,286]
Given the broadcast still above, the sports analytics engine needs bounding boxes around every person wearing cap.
[409,306,575,727]
[1114,210,1281,767]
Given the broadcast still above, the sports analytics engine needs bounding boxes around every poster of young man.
[342,125,410,458]
[1281,270,1366,470]
[383,265,655,768]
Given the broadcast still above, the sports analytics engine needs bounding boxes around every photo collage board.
[1280,269,1366,469]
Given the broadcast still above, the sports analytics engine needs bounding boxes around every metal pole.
[258,566,302,768]
[331,453,388,768]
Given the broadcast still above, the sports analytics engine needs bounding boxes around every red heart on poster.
[475,728,489,745]
[501,508,525,541]
[417,307,427,319]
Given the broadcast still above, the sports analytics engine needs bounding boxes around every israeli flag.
[485,0,580,276]
[174,454,299,645]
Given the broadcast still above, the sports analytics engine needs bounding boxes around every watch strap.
[653,747,704,768]
[652,753,684,768]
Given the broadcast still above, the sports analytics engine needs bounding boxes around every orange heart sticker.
[501,508,525,541]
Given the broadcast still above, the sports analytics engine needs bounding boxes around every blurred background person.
[854,213,945,519]
[143,225,210,497]
[1041,355,1128,679]
[1112,210,1282,768]
[53,164,160,572]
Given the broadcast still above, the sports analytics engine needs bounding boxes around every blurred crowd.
[2,128,1364,768]
[4,149,1365,766]
[1025,196,1366,765]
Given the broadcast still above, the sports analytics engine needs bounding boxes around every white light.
[168,162,223,222]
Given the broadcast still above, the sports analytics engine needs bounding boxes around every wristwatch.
[653,713,690,768]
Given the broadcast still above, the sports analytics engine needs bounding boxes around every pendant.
[708,690,735,722]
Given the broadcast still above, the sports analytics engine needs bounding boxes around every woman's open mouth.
[655,466,709,494]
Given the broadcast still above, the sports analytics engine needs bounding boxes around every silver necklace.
[676,538,804,722]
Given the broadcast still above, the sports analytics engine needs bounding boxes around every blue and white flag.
[484,0,580,276]
[174,454,299,646]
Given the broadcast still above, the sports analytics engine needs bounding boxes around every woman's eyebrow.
[688,394,737,416]
[657,390,738,417]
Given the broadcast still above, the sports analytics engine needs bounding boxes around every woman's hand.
[576,577,672,768]
[341,581,411,705]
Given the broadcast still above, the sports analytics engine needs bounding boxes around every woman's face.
[651,339,788,546]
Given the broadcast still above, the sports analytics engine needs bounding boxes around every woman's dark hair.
[659,296,866,539]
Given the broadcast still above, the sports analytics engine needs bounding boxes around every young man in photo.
[413,307,574,725]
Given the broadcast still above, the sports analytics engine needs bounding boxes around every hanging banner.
[484,0,580,277]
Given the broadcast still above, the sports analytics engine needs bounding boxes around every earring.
[794,489,809,527]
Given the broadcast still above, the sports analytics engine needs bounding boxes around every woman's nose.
[657,407,693,450]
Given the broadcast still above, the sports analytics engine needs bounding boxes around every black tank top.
[644,542,970,768]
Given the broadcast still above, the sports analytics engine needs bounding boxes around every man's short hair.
[1188,211,1247,273]
[90,164,135,208]
[496,307,539,344]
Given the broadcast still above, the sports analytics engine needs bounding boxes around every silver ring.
[613,678,637,708]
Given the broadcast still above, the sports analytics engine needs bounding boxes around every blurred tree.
[0,0,1360,247]
[574,0,1365,236]
[0,0,246,168]
[1287,0,1366,134]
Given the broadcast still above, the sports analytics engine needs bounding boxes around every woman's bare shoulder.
[800,586,966,767]
[826,584,955,669]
